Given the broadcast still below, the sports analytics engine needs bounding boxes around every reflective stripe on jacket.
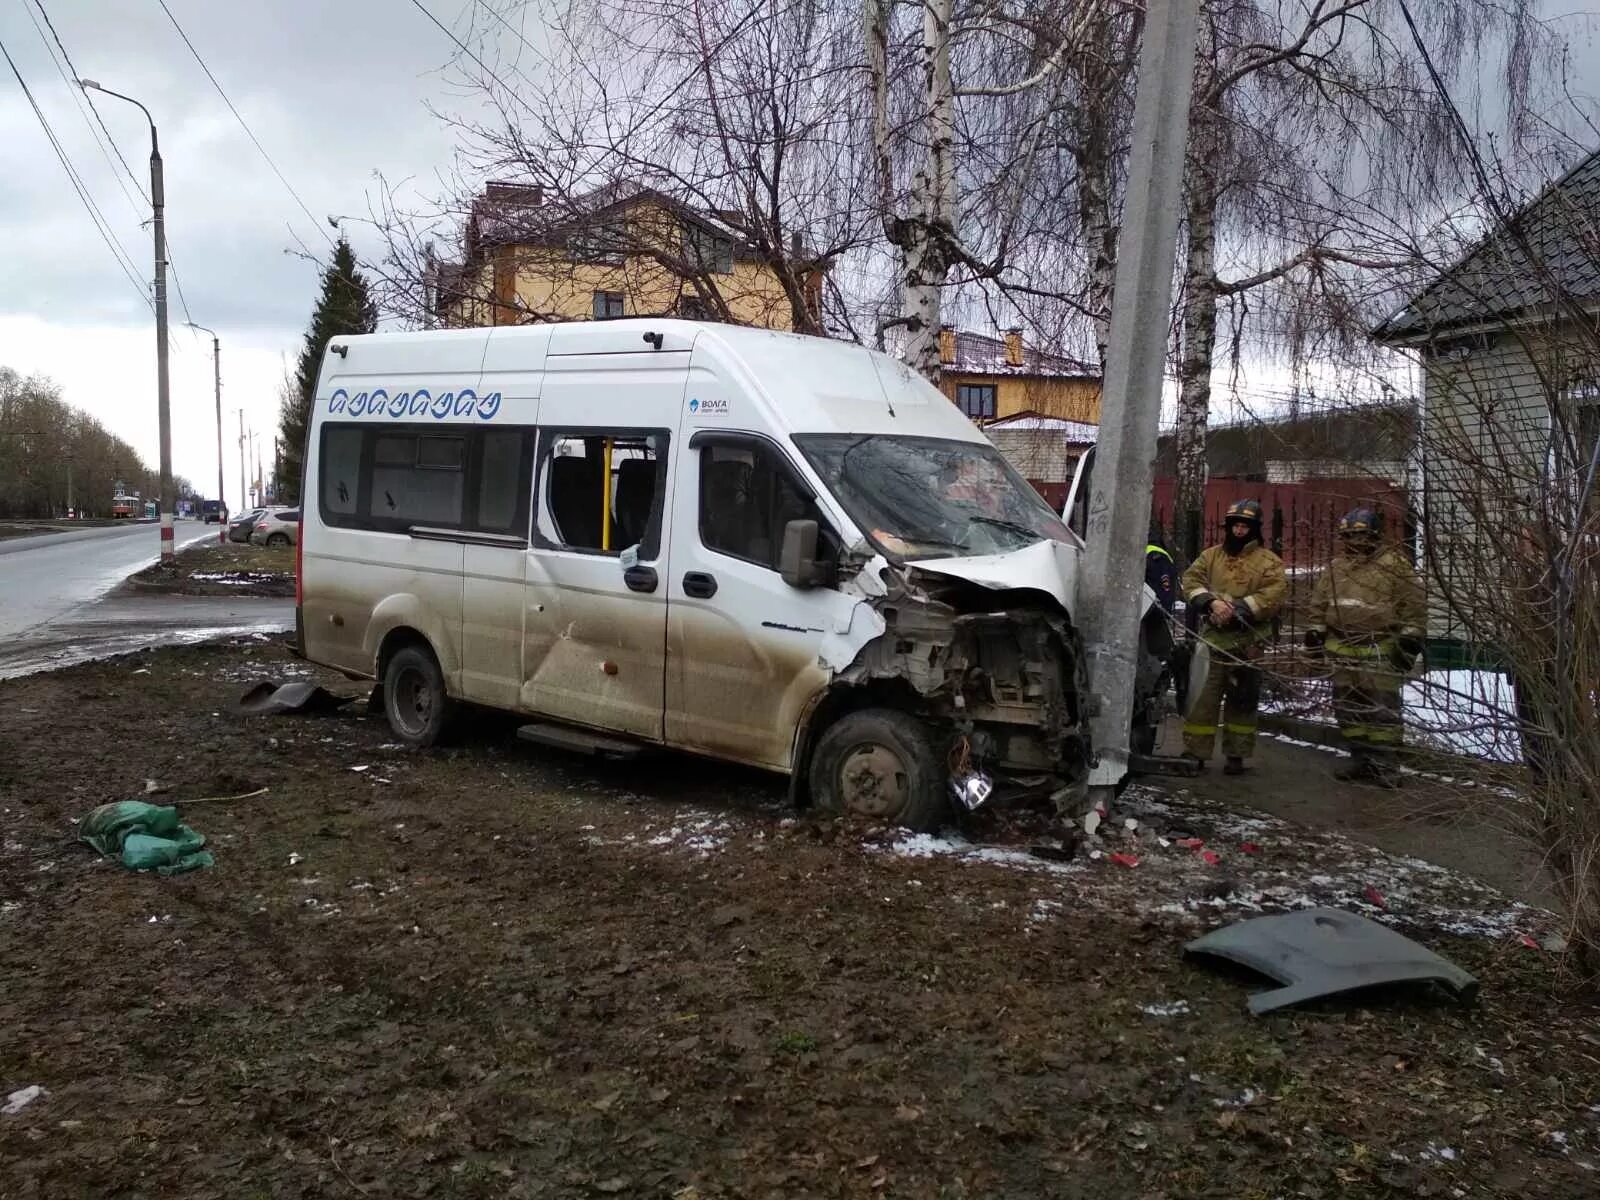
[1307,548,1425,641]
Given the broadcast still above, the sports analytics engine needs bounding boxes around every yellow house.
[430,182,825,332]
[936,327,1102,424]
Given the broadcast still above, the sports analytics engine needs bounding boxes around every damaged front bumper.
[835,562,1093,806]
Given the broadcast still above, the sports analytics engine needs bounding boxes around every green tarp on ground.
[79,801,214,875]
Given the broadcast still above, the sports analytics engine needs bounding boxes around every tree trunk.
[1072,8,1122,372]
[1175,160,1218,562]
[902,0,955,381]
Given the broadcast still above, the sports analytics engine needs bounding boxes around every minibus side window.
[475,429,529,535]
[370,433,466,526]
[698,442,836,571]
[321,427,363,518]
[534,429,668,557]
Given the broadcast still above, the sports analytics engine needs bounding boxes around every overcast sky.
[0,0,511,510]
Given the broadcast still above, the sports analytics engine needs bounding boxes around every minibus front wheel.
[809,708,946,832]
[383,642,455,747]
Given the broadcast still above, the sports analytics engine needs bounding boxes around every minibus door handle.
[682,571,718,599]
[623,565,659,594]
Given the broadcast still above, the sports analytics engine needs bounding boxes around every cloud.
[1,0,519,502]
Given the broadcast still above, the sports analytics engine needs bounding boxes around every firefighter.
[1304,507,1425,788]
[1180,500,1287,774]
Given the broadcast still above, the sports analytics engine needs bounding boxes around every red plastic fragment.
[1175,837,1205,849]
[1239,842,1261,855]
[1109,852,1140,869]
[1200,850,1221,866]
[1363,885,1388,910]
[1518,933,1540,950]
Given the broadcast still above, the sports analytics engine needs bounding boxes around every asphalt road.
[0,521,292,678]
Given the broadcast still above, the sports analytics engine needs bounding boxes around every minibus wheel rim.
[395,667,434,733]
[836,742,909,818]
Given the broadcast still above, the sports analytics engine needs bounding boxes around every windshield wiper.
[967,515,1043,543]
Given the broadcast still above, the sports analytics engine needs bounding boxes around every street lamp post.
[79,78,174,563]
[186,322,227,543]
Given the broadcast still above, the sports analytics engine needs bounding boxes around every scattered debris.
[2,1085,46,1115]
[237,680,356,717]
[78,801,213,875]
[1185,907,1479,1015]
[1109,852,1140,869]
[1363,884,1388,910]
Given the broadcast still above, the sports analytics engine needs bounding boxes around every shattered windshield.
[795,434,1072,561]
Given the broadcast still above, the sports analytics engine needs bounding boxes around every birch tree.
[866,0,1111,381]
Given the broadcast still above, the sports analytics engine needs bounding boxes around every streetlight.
[78,78,174,564]
[186,322,227,544]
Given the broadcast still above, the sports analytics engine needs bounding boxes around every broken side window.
[535,430,668,557]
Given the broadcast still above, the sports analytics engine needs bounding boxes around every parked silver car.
[250,507,300,547]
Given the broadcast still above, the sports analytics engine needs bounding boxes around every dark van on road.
[201,499,228,524]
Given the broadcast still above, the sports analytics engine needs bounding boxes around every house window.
[592,291,625,319]
[676,294,714,321]
[956,384,996,420]
[683,225,734,275]
[571,222,626,266]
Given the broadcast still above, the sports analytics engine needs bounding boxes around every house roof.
[463,181,773,266]
[1374,149,1600,342]
[1155,402,1415,477]
[946,329,1097,379]
[981,410,1099,442]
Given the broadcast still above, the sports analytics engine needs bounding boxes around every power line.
[25,0,194,328]
[27,0,148,205]
[21,0,143,216]
[408,0,536,114]
[0,34,152,310]
[153,0,330,246]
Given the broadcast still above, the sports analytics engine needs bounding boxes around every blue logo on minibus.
[327,387,503,421]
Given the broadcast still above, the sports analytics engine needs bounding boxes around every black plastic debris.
[1185,907,1480,1015]
[237,680,355,717]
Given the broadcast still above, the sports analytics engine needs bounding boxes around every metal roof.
[1374,148,1600,342]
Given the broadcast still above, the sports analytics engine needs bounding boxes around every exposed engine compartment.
[834,566,1094,801]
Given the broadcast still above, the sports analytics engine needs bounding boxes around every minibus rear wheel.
[384,643,454,747]
[809,708,946,832]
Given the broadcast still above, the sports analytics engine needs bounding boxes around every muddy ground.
[124,540,295,598]
[2,638,1598,1198]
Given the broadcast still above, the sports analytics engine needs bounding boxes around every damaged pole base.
[1129,752,1202,778]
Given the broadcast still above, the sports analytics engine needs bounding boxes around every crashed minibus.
[297,319,1166,829]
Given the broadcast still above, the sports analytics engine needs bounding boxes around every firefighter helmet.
[1224,499,1264,528]
[1338,507,1381,537]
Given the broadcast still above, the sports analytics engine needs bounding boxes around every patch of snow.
[879,831,1083,878]
[1212,1088,1258,1108]
[2,1085,46,1114]
[287,852,303,867]
[1140,1000,1191,1018]
[1420,1144,1459,1164]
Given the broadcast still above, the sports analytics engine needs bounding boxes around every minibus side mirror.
[780,519,821,589]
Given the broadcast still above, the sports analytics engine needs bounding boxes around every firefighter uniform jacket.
[1181,540,1288,650]
[1306,548,1425,651]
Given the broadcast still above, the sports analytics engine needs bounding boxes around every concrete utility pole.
[1078,0,1201,808]
[237,410,247,515]
[188,323,226,542]
[80,79,174,563]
